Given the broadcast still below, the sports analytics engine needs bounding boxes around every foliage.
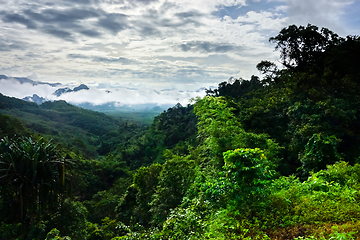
[0,95,145,159]
[300,133,343,175]
[86,217,129,240]
[67,151,131,201]
[160,206,206,240]
[0,113,30,138]
[0,136,71,224]
[45,228,71,240]
[150,156,196,225]
[47,199,88,240]
[0,222,22,240]
[269,24,342,71]
[223,148,277,204]
[142,103,198,164]
[206,76,263,100]
[116,163,163,227]
[85,177,131,224]
[194,96,281,170]
[194,96,244,164]
[257,161,360,238]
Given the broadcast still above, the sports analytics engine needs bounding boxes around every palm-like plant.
[0,136,70,223]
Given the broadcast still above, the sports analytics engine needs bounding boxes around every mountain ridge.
[0,74,61,87]
[0,74,206,112]
[0,92,146,158]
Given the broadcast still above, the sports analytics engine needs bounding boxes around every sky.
[0,0,359,103]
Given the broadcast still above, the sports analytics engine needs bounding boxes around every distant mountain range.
[19,82,91,104]
[0,75,207,112]
[53,84,90,97]
[23,94,46,105]
[0,75,61,87]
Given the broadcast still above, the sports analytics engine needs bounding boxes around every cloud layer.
[0,0,358,102]
[0,77,206,106]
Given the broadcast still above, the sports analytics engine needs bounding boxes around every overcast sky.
[0,0,359,92]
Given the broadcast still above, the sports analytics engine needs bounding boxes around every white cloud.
[0,78,58,99]
[56,87,205,106]
[0,77,206,106]
[0,0,358,100]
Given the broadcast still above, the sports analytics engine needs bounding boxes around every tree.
[150,157,196,225]
[256,60,278,76]
[194,96,280,169]
[222,148,276,206]
[270,24,342,71]
[194,96,245,168]
[116,163,163,227]
[0,136,71,224]
[0,113,30,139]
[206,77,263,100]
[300,133,343,175]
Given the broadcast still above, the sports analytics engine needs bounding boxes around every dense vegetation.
[0,95,147,159]
[1,24,360,239]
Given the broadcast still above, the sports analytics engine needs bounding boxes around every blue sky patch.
[212,1,282,19]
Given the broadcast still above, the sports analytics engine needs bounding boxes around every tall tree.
[0,136,71,224]
[270,24,342,72]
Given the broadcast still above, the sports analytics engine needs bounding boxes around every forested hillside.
[1,24,360,239]
[0,94,147,159]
